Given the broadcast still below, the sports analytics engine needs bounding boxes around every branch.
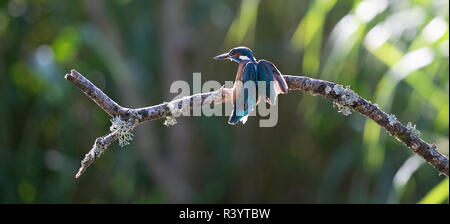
[75,131,119,178]
[65,69,449,178]
[65,70,128,117]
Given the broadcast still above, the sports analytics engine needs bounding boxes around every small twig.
[65,70,128,117]
[75,131,119,178]
[65,69,449,178]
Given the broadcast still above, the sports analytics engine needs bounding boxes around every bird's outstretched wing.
[229,62,258,125]
[257,59,288,105]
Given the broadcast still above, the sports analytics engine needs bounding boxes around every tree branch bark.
[65,69,449,178]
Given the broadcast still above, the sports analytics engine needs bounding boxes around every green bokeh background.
[0,0,448,203]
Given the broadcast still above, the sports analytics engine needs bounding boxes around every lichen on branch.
[110,110,141,147]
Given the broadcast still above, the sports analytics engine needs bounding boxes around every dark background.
[0,0,448,203]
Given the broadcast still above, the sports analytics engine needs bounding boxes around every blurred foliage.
[419,178,449,204]
[0,0,448,203]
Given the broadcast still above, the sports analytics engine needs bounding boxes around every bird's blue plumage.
[214,46,288,125]
[257,59,288,105]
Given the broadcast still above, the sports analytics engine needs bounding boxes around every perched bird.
[214,46,288,125]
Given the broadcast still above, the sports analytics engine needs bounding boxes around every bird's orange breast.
[232,61,247,106]
[234,61,246,82]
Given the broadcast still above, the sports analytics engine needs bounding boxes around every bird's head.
[213,46,256,63]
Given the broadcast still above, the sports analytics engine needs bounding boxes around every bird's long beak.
[213,53,231,60]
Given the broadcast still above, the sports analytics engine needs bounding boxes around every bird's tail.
[228,87,255,125]
[228,111,248,125]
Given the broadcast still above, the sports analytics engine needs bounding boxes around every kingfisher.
[214,46,288,125]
